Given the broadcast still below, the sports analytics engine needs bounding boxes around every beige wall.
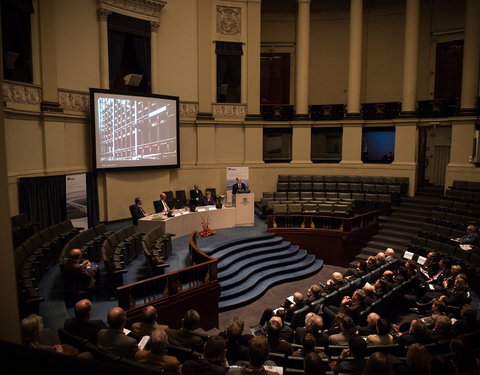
[3,0,480,224]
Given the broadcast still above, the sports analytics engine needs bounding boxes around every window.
[311,127,342,163]
[263,128,292,163]
[362,126,395,163]
[1,0,34,82]
[216,41,242,103]
[108,13,151,93]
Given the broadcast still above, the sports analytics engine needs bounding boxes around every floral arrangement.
[198,217,216,237]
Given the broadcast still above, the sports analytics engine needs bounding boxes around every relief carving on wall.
[212,103,246,121]
[58,90,90,113]
[216,5,241,36]
[97,0,166,21]
[3,81,41,106]
[179,102,198,120]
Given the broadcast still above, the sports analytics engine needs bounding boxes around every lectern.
[233,192,254,226]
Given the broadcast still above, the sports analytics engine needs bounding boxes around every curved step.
[218,258,324,312]
[203,236,282,260]
[219,246,305,288]
[199,232,277,255]
[219,251,317,301]
[217,241,293,272]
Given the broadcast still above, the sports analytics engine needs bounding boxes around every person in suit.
[182,335,229,375]
[232,177,246,195]
[62,248,98,293]
[454,225,479,246]
[130,305,169,338]
[130,197,148,225]
[97,307,140,360]
[154,192,172,214]
[166,309,205,353]
[135,328,181,374]
[201,190,216,206]
[190,184,203,206]
[332,334,367,375]
[63,298,107,344]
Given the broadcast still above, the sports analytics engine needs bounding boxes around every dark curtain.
[86,172,100,228]
[216,42,242,102]
[18,176,67,229]
[1,0,34,82]
[132,35,151,91]
[108,29,126,88]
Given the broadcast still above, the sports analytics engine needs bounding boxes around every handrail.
[116,231,218,311]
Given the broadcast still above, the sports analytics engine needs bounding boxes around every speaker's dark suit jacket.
[129,204,146,225]
[190,189,203,204]
[154,199,171,213]
[232,182,246,194]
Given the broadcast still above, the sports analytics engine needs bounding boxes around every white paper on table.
[417,256,427,265]
[403,251,414,260]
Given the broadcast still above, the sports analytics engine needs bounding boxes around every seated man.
[201,190,216,206]
[63,298,107,344]
[97,307,139,360]
[453,225,479,247]
[154,193,172,214]
[227,336,277,375]
[130,197,149,225]
[166,309,205,353]
[130,305,169,337]
[62,248,98,293]
[135,328,181,374]
[182,335,229,375]
[323,272,348,294]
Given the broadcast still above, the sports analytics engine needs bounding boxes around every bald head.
[69,248,82,259]
[74,299,93,320]
[160,193,167,200]
[332,272,343,282]
[142,305,158,324]
[367,312,380,326]
[107,307,127,330]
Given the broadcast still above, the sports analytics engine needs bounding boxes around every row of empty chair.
[11,213,39,249]
[449,180,480,191]
[161,187,218,210]
[101,225,144,291]
[141,226,173,276]
[436,198,480,218]
[14,220,82,318]
[444,187,480,203]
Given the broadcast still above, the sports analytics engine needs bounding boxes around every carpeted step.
[203,235,282,259]
[199,232,277,255]
[219,251,318,301]
[370,234,408,247]
[378,228,415,242]
[219,247,307,289]
[217,240,292,271]
[366,240,407,252]
[218,244,300,279]
[218,258,323,312]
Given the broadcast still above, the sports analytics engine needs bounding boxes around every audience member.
[166,309,204,353]
[429,354,455,375]
[328,314,356,345]
[323,272,348,294]
[323,289,366,326]
[130,305,169,337]
[384,248,395,262]
[21,313,87,357]
[449,336,480,375]
[357,312,380,336]
[62,248,98,293]
[221,318,250,365]
[294,313,329,347]
[430,315,454,341]
[363,351,392,375]
[394,319,433,346]
[265,319,292,356]
[343,260,368,280]
[182,335,229,375]
[454,224,479,246]
[305,284,325,304]
[97,307,139,360]
[452,304,480,335]
[135,328,181,373]
[292,332,316,357]
[395,343,430,375]
[227,336,277,375]
[63,298,107,344]
[365,318,394,346]
[304,351,326,375]
[332,334,367,375]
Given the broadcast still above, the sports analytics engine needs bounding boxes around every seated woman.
[201,191,216,206]
[365,318,394,346]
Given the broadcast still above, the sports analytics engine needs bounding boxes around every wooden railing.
[116,231,220,330]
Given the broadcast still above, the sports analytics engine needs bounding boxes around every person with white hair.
[135,328,181,373]
[323,271,348,294]
[385,248,395,262]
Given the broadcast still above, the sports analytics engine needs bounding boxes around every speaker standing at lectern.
[232,177,247,194]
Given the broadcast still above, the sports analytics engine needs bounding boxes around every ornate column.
[400,0,419,116]
[38,0,61,111]
[346,0,363,117]
[97,7,111,89]
[295,0,311,118]
[246,0,261,120]
[459,0,480,114]
[197,0,214,120]
[150,21,160,93]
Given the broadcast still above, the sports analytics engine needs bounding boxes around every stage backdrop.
[226,166,249,205]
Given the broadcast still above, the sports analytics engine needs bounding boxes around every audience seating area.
[14,220,82,317]
[141,226,173,275]
[11,213,39,249]
[260,175,409,219]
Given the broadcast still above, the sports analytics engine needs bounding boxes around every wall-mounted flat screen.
[90,88,180,171]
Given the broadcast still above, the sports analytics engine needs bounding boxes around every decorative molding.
[179,102,198,120]
[216,5,241,37]
[58,89,90,114]
[3,81,42,106]
[150,20,160,32]
[212,103,246,121]
[96,7,112,21]
[97,0,166,21]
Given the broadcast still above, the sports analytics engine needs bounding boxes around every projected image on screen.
[91,89,179,171]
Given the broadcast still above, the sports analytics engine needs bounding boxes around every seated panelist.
[201,191,216,206]
[154,193,172,214]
